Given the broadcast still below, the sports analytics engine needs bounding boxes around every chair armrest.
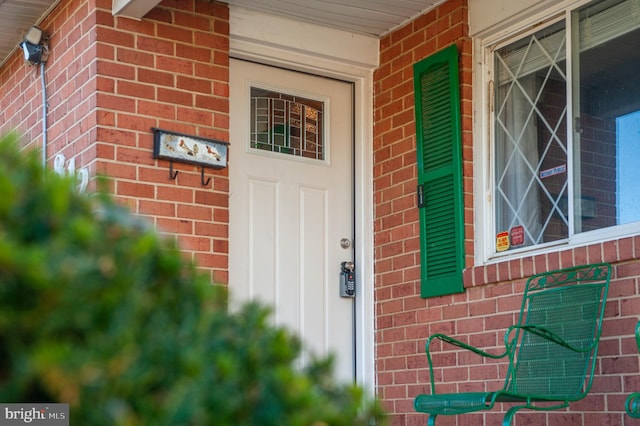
[424,333,508,394]
[506,324,598,353]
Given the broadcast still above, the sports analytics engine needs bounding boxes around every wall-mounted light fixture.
[19,26,48,65]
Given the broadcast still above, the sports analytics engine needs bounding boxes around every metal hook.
[169,161,178,180]
[201,166,211,186]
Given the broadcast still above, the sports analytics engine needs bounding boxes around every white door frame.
[229,6,378,393]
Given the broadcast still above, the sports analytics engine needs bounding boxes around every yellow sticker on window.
[496,231,510,252]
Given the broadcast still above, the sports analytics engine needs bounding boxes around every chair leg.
[427,414,437,426]
[503,405,524,426]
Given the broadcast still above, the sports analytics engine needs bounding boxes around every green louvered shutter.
[413,44,464,298]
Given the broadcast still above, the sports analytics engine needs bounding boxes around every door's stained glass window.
[251,87,325,160]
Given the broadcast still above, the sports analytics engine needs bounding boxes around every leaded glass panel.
[250,87,324,160]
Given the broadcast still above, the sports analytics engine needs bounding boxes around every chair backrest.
[504,263,611,400]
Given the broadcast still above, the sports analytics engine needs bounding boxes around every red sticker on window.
[510,225,524,246]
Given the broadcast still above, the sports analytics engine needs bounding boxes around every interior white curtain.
[495,75,542,247]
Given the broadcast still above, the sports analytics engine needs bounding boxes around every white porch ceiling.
[0,0,59,66]
[0,0,443,66]
[221,0,445,37]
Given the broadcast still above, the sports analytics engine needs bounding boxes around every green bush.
[0,133,385,425]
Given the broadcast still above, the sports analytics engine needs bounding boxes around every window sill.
[464,234,640,288]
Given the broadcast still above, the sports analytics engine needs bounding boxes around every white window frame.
[472,0,640,265]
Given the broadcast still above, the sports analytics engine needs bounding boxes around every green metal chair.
[625,321,640,418]
[414,263,611,426]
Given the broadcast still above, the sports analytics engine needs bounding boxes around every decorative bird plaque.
[152,128,228,169]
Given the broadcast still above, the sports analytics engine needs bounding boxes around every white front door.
[229,59,355,382]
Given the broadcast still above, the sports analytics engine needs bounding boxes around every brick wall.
[373,1,473,423]
[373,0,640,425]
[3,0,640,423]
[93,0,230,284]
[0,0,230,284]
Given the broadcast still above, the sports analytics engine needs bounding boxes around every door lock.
[340,261,355,298]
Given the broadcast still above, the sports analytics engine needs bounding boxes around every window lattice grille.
[495,23,569,248]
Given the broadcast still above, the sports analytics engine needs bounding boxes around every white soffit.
[1,0,448,66]
[0,0,160,65]
[0,0,59,66]
[112,0,162,19]
[223,0,446,38]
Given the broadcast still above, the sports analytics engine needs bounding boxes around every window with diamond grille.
[250,87,324,160]
[492,0,640,255]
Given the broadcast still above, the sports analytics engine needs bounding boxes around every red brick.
[176,75,211,94]
[117,81,154,99]
[156,185,194,203]
[177,204,213,221]
[96,93,135,112]
[138,100,176,120]
[100,161,137,180]
[176,44,212,62]
[116,146,154,166]
[139,200,176,217]
[157,55,194,75]
[175,11,210,31]
[176,107,213,126]
[194,221,227,238]
[138,68,175,87]
[158,88,193,106]
[157,217,194,235]
[178,236,213,252]
[116,48,154,67]
[96,27,135,47]
[157,23,193,44]
[213,207,228,223]
[137,35,175,55]
[117,181,155,199]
